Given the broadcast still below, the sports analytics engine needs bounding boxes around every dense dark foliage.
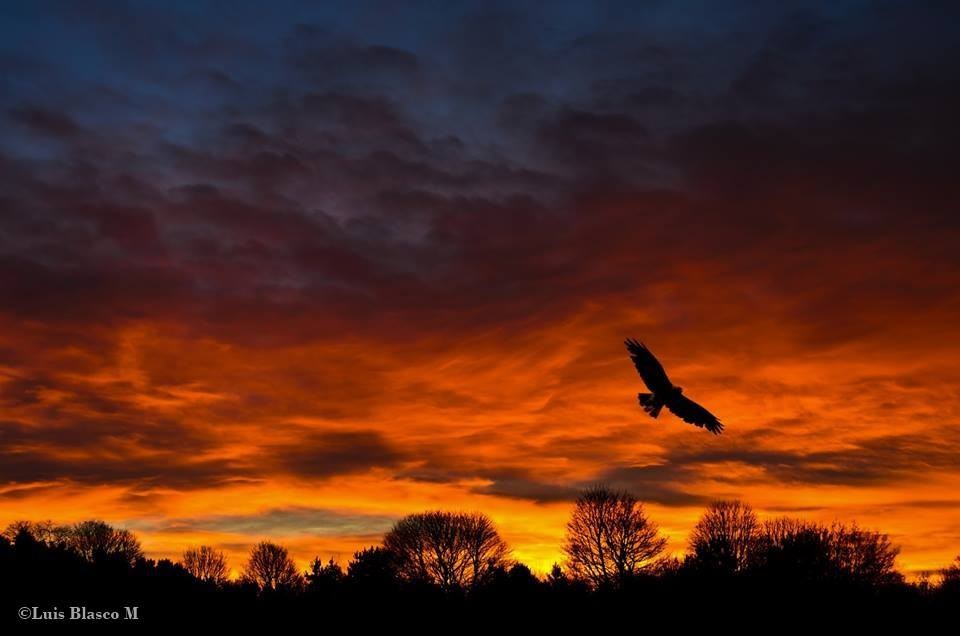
[2,503,958,629]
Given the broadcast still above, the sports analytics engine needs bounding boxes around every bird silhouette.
[624,339,724,434]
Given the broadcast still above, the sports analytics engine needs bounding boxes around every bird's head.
[675,386,684,394]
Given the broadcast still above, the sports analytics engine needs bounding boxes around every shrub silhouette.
[826,521,901,586]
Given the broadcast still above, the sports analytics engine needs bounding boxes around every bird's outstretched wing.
[624,339,673,393]
[666,394,724,435]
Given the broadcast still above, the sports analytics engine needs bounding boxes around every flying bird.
[624,338,724,434]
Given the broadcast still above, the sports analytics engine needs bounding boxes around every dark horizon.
[4,491,960,627]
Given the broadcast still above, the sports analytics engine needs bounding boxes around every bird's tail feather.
[638,393,663,418]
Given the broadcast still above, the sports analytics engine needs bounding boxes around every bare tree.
[459,512,510,586]
[563,486,667,587]
[242,541,303,592]
[182,545,229,585]
[69,520,143,566]
[383,511,509,590]
[689,500,757,574]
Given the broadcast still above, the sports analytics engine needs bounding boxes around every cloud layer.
[1,0,959,574]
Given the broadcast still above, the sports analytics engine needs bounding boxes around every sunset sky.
[1,1,959,578]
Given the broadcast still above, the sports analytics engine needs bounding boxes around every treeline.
[3,488,959,627]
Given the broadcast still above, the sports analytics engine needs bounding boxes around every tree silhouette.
[749,517,902,585]
[479,561,542,599]
[505,562,542,593]
[306,556,343,593]
[383,511,509,590]
[69,520,144,566]
[650,555,683,576]
[942,556,960,592]
[563,486,667,587]
[242,541,303,592]
[547,563,568,589]
[688,500,757,574]
[182,545,229,585]
[0,508,954,626]
[3,520,72,547]
[750,517,834,580]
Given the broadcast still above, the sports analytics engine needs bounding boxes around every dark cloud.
[0,484,60,500]
[268,431,405,479]
[284,25,421,81]
[0,444,254,490]
[585,430,960,505]
[595,466,717,507]
[0,420,411,490]
[8,105,80,138]
[433,429,960,507]
[470,475,578,504]
[677,433,960,487]
[465,466,711,507]
[0,400,250,492]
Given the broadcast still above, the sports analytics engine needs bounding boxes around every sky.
[1,0,959,578]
